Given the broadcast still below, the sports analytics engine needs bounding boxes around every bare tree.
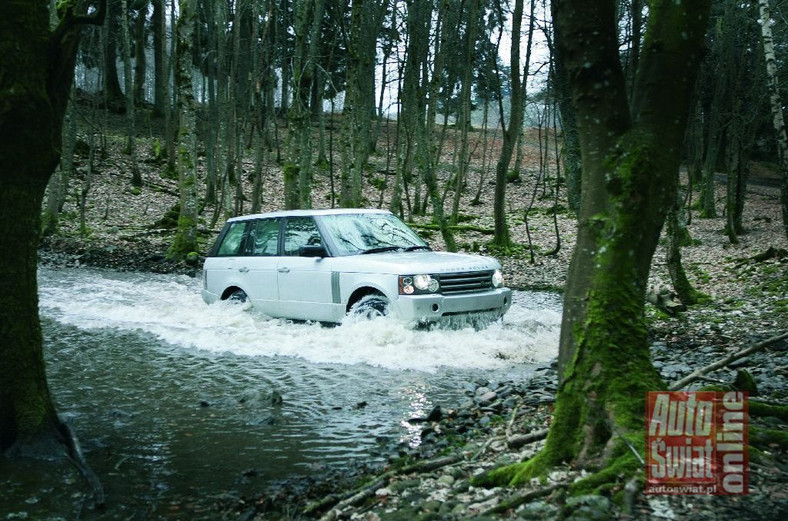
[759,0,788,240]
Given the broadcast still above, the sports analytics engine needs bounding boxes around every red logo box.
[646,391,748,495]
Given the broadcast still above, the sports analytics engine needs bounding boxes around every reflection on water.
[0,268,561,519]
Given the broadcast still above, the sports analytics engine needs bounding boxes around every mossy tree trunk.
[168,0,199,261]
[666,198,698,306]
[482,0,711,488]
[0,0,104,455]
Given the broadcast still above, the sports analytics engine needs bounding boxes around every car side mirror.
[299,245,327,258]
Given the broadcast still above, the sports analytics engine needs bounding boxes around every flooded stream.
[1,267,561,519]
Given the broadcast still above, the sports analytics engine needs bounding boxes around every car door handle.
[278,267,290,273]
[238,267,249,273]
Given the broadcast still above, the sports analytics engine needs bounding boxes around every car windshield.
[320,213,429,256]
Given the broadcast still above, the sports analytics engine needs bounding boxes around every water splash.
[38,267,561,372]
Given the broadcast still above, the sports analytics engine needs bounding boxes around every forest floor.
[37,117,788,519]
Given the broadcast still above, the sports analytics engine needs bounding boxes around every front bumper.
[393,287,512,322]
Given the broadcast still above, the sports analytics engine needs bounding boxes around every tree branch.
[669,331,788,391]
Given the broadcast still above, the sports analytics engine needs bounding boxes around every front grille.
[437,271,494,294]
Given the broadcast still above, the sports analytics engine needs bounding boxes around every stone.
[437,474,455,486]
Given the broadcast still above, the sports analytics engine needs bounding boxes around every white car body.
[201,209,512,324]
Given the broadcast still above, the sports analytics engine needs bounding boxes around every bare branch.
[669,331,788,391]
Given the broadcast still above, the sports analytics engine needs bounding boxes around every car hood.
[334,250,501,274]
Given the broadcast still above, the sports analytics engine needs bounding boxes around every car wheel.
[227,289,248,303]
[349,294,390,320]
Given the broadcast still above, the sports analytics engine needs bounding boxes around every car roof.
[226,208,392,222]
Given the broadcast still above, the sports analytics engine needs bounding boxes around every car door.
[203,219,252,300]
[242,218,281,316]
[277,216,338,321]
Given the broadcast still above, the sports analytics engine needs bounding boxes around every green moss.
[688,264,711,284]
[750,425,788,451]
[749,401,788,421]
[369,176,387,191]
[283,162,299,182]
[732,370,758,395]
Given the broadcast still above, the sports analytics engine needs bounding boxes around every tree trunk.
[0,0,101,456]
[394,0,431,220]
[103,0,125,110]
[492,0,535,249]
[121,0,142,187]
[286,0,324,209]
[421,0,456,250]
[341,0,384,208]
[152,0,166,116]
[168,0,199,261]
[133,5,146,104]
[758,0,788,240]
[43,99,77,237]
[666,194,698,306]
[451,0,481,224]
[480,0,711,487]
[551,34,582,215]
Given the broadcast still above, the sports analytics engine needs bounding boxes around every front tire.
[349,294,390,321]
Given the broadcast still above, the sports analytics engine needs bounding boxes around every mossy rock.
[152,203,181,229]
[185,251,200,266]
[732,369,758,395]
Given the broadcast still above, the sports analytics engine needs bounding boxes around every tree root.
[59,420,105,508]
[480,483,566,516]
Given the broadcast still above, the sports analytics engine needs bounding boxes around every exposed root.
[59,420,105,508]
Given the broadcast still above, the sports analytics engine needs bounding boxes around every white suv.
[201,209,512,325]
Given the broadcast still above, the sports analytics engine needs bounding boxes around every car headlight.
[400,274,440,295]
[491,269,504,288]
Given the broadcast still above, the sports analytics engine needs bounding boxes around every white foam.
[38,268,560,372]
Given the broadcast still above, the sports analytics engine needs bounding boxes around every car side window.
[283,217,322,256]
[216,222,248,256]
[252,218,280,256]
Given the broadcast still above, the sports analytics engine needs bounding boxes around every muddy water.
[0,268,561,519]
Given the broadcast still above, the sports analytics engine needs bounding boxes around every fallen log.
[309,454,463,519]
[507,428,549,449]
[669,331,788,391]
[481,483,565,516]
